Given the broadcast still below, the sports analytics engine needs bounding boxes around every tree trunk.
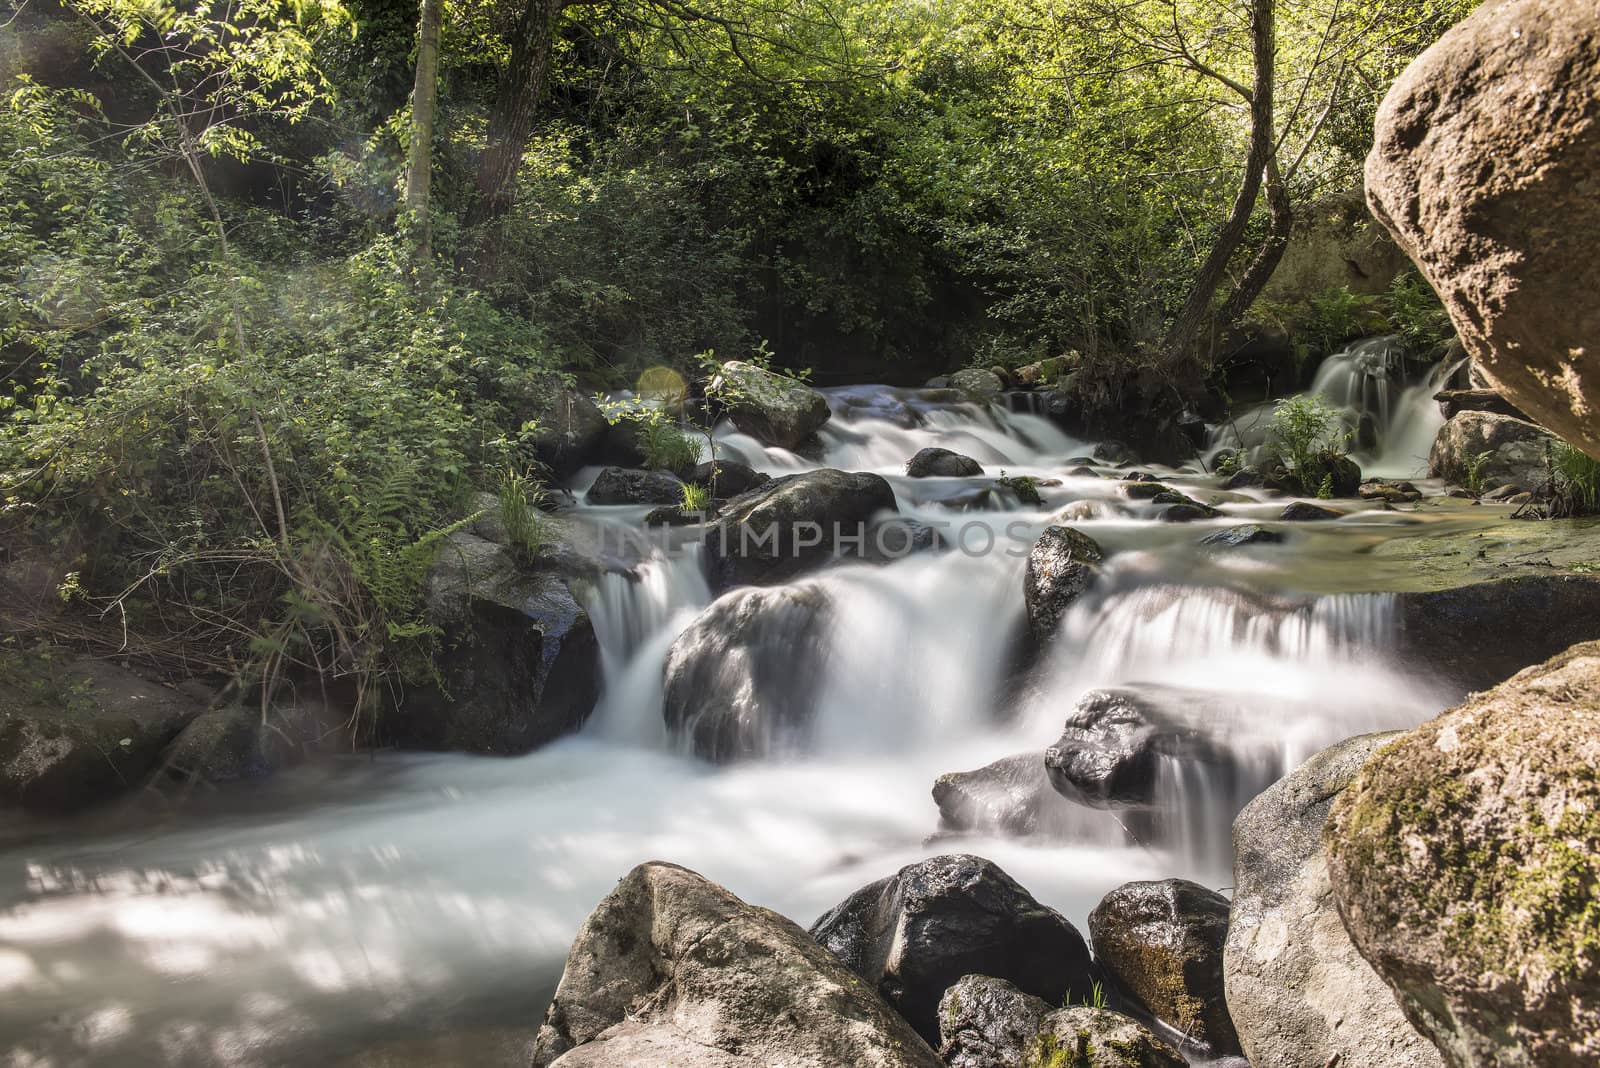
[1159,0,1276,379]
[404,0,444,259]
[1216,156,1292,328]
[468,0,566,233]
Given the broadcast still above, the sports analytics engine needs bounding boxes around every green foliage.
[1267,395,1351,496]
[499,470,547,562]
[1461,450,1494,498]
[679,482,711,514]
[1550,442,1600,518]
[1382,270,1456,360]
[1075,980,1107,1010]
[640,421,703,478]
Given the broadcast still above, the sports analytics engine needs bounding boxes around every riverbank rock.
[0,652,205,810]
[715,361,832,449]
[1224,732,1442,1068]
[1395,575,1600,692]
[810,854,1094,1045]
[1088,880,1239,1057]
[950,368,1004,397]
[1030,1007,1186,1068]
[160,706,275,786]
[1429,410,1558,492]
[531,862,941,1068]
[1044,688,1230,810]
[1327,640,1600,1068]
[907,447,984,478]
[1023,526,1104,647]
[1279,501,1341,521]
[388,533,598,755]
[937,974,1051,1068]
[702,469,898,590]
[585,466,685,506]
[1434,388,1529,422]
[662,585,830,762]
[527,389,611,479]
[1366,0,1600,460]
[692,459,770,500]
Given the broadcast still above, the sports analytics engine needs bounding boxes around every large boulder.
[937,974,1051,1068]
[1044,688,1232,810]
[810,854,1095,1046]
[0,652,205,810]
[1023,527,1105,647]
[907,447,984,478]
[702,469,898,590]
[1428,411,1558,490]
[715,361,832,449]
[1261,190,1411,306]
[388,533,599,755]
[1029,1007,1186,1068]
[1327,641,1600,1068]
[1395,575,1600,692]
[1366,0,1600,460]
[662,585,831,762]
[585,466,685,506]
[1088,880,1239,1057]
[531,862,941,1068]
[1224,732,1442,1068]
[527,388,611,479]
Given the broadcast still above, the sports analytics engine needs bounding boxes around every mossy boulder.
[1326,639,1600,1067]
[1087,880,1239,1057]
[715,361,832,449]
[0,650,205,810]
[1024,1007,1184,1068]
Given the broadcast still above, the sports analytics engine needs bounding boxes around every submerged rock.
[715,361,832,449]
[389,533,598,755]
[1029,1007,1185,1068]
[702,469,898,590]
[1088,879,1239,1056]
[1044,688,1231,810]
[810,854,1094,1045]
[0,653,205,810]
[907,447,985,478]
[1279,501,1341,521]
[662,585,830,762]
[1366,0,1600,460]
[585,466,685,506]
[937,974,1051,1068]
[1199,524,1284,549]
[531,862,941,1068]
[1224,732,1441,1068]
[1429,411,1557,492]
[1023,526,1105,647]
[1328,640,1600,1068]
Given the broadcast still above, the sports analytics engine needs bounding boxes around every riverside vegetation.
[4,1,1600,1067]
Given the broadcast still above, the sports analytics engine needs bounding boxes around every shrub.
[679,482,711,514]
[1267,395,1352,496]
[1550,442,1600,518]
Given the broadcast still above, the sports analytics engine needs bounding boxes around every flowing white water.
[0,370,1465,1066]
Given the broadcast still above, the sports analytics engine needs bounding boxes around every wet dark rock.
[1434,388,1530,421]
[525,389,611,479]
[702,469,898,590]
[692,459,771,500]
[0,653,206,811]
[642,505,701,526]
[1328,640,1600,1068]
[1030,1007,1185,1068]
[1089,879,1239,1056]
[937,975,1051,1068]
[532,862,941,1068]
[1395,575,1600,692]
[1023,526,1105,647]
[810,854,1094,1046]
[1094,441,1138,465]
[1199,524,1285,549]
[1224,732,1441,1068]
[1121,482,1171,501]
[1044,688,1231,809]
[1279,501,1342,521]
[1360,480,1423,503]
[389,533,599,755]
[906,447,985,478]
[662,585,831,762]
[1157,503,1216,523]
[1223,468,1266,491]
[161,706,276,786]
[716,361,832,449]
[585,466,685,506]
[1067,466,1100,478]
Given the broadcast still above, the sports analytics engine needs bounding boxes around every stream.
[0,342,1490,1066]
